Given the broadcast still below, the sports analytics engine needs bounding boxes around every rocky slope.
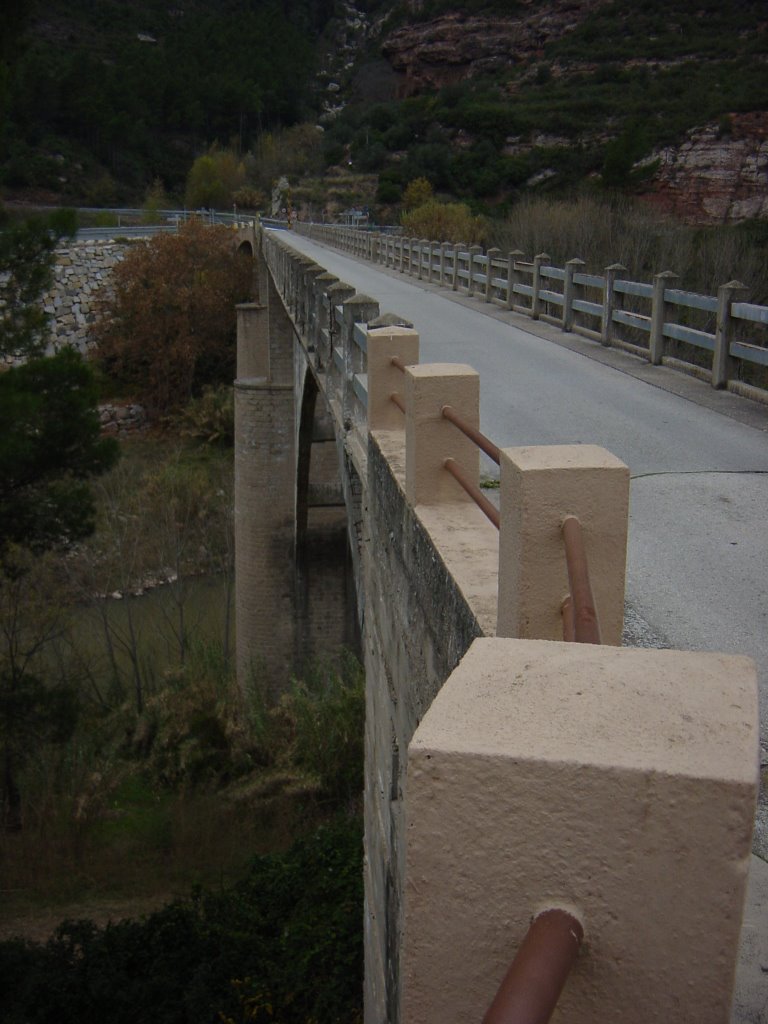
[645,113,768,224]
[380,0,608,96]
[361,0,768,224]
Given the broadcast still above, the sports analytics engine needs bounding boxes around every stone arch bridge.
[232,223,760,1024]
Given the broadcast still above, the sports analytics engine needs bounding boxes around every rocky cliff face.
[644,113,768,224]
[380,0,607,95]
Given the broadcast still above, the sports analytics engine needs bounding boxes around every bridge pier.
[234,257,361,699]
[234,294,297,697]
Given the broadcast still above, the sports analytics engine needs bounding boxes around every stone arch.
[294,367,360,668]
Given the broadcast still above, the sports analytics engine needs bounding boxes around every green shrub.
[283,652,365,802]
[0,816,364,1024]
[177,384,235,447]
[401,200,488,245]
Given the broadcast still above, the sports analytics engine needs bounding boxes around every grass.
[0,427,364,932]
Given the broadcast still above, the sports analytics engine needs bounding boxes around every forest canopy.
[0,0,327,201]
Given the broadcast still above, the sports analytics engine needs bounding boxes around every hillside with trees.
[0,215,366,1020]
[2,0,766,221]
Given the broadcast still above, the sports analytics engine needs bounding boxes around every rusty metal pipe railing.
[444,458,500,529]
[387,360,501,526]
[561,515,601,644]
[560,595,575,644]
[483,908,584,1024]
[390,392,406,414]
[441,404,501,465]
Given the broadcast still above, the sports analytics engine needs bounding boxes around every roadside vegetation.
[394,190,768,303]
[0,219,366,1022]
[490,195,768,304]
[3,0,766,224]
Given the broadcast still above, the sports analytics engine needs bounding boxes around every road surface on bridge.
[273,232,768,766]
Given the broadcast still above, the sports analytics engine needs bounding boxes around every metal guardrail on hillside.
[74,208,255,241]
[292,223,768,403]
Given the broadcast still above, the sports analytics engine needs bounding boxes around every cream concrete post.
[312,272,337,367]
[440,242,451,286]
[417,239,429,280]
[497,444,629,645]
[343,294,380,428]
[404,364,480,506]
[401,635,758,1024]
[410,238,419,276]
[298,260,323,337]
[648,270,678,365]
[367,327,420,430]
[713,279,748,389]
[326,281,356,402]
[485,247,501,302]
[506,250,524,310]
[236,303,269,379]
[531,252,550,320]
[601,263,626,347]
[563,257,585,332]
[426,240,436,283]
[399,236,406,272]
[467,245,482,296]
[452,243,465,291]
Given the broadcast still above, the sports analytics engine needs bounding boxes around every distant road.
[276,231,768,766]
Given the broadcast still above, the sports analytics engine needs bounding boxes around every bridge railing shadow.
[257,225,760,1024]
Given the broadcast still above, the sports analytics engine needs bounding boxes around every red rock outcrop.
[381,0,608,95]
[644,113,768,224]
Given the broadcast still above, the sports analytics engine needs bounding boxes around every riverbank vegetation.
[0,431,365,1020]
[0,219,366,1021]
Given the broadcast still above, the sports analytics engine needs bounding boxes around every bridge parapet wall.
[252,228,759,1024]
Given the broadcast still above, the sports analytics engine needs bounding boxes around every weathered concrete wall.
[362,432,489,1024]
[234,273,360,699]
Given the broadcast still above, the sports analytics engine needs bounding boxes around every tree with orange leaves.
[93,220,252,416]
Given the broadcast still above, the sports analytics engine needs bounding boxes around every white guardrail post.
[601,263,626,347]
[713,280,749,389]
[649,270,679,365]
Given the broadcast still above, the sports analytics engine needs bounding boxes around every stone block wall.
[363,433,485,1024]
[40,239,131,358]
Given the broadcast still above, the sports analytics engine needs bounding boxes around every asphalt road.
[273,231,768,757]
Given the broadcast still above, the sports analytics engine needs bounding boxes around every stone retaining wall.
[98,402,148,435]
[41,239,132,357]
